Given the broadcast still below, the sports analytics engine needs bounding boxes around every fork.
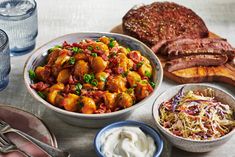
[0,119,70,157]
[0,133,31,157]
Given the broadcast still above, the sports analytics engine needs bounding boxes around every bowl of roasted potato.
[24,32,163,128]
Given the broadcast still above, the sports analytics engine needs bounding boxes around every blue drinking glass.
[0,29,10,91]
[0,0,38,56]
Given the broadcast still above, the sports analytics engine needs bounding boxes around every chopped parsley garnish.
[145,71,152,78]
[84,74,92,83]
[126,88,134,94]
[91,53,97,57]
[69,57,76,65]
[78,48,83,53]
[37,91,46,99]
[48,45,61,53]
[149,81,156,88]
[72,47,83,53]
[108,38,116,48]
[91,79,98,86]
[29,69,36,80]
[140,80,148,84]
[109,41,115,48]
[87,46,93,51]
[110,38,115,42]
[54,45,62,48]
[83,73,96,86]
[126,47,131,52]
[72,47,78,53]
[122,71,129,77]
[100,76,106,82]
[78,102,84,109]
[136,62,144,68]
[108,52,116,58]
[90,73,95,80]
[75,83,83,95]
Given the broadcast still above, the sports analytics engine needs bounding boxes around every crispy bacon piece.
[68,75,78,85]
[30,82,49,91]
[101,54,109,61]
[116,67,124,74]
[62,41,71,48]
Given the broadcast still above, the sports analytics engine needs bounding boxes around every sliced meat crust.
[160,38,235,59]
[123,2,209,51]
[165,54,228,72]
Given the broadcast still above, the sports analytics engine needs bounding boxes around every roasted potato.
[106,75,127,92]
[117,46,129,55]
[54,50,71,66]
[127,71,141,87]
[83,83,94,90]
[74,53,88,61]
[62,94,80,112]
[99,36,110,45]
[92,42,109,56]
[141,56,150,64]
[103,92,117,110]
[47,83,65,105]
[74,60,90,77]
[91,56,107,73]
[54,94,64,107]
[138,63,153,78]
[80,96,96,114]
[135,80,152,101]
[47,49,60,65]
[95,72,109,82]
[127,59,134,70]
[57,69,70,84]
[51,65,62,78]
[35,66,51,82]
[116,92,133,108]
[49,83,64,91]
[97,81,105,90]
[116,53,129,72]
[47,90,59,105]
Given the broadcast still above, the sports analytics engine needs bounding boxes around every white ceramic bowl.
[24,32,163,128]
[152,84,235,152]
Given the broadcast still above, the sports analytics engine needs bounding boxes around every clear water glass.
[0,29,10,91]
[0,0,38,56]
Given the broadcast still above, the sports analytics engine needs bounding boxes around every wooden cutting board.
[111,25,235,86]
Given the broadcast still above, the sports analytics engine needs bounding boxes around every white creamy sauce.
[100,126,156,157]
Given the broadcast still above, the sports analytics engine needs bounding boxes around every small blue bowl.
[94,120,164,157]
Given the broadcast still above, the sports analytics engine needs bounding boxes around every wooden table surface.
[0,0,235,157]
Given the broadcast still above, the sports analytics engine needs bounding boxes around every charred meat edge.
[160,38,235,59]
[165,54,228,72]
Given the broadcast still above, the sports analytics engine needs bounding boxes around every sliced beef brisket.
[160,38,235,59]
[165,54,228,72]
[123,2,209,51]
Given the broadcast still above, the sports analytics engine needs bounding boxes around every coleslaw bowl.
[152,84,235,152]
[24,32,163,128]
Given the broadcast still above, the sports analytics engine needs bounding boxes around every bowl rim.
[23,31,163,118]
[152,83,235,143]
[94,120,164,157]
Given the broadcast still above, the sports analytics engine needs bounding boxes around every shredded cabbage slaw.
[159,88,235,140]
